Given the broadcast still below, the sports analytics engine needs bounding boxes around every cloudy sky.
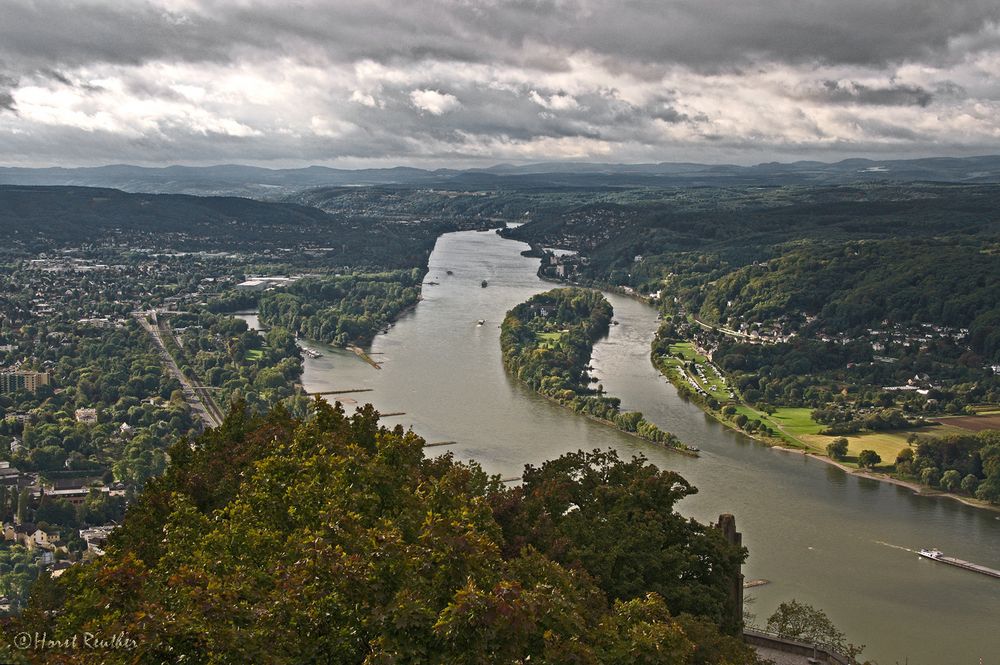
[2,0,999,167]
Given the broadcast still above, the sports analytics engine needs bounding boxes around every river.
[239,229,1000,664]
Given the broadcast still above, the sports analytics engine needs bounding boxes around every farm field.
[800,423,971,466]
[936,412,1000,432]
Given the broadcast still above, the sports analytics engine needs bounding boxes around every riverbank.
[652,336,1000,514]
[532,385,700,457]
[767,445,1000,514]
[501,288,696,456]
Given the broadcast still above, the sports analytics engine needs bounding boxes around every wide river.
[242,229,1000,664]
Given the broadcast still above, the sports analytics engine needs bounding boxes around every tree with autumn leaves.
[4,400,760,664]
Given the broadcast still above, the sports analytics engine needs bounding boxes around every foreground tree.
[490,449,747,635]
[3,400,759,664]
[766,600,864,660]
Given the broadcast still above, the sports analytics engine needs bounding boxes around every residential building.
[31,527,63,551]
[0,462,22,488]
[79,525,117,556]
[0,371,50,394]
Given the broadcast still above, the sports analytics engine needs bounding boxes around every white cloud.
[0,1,999,165]
[350,90,381,108]
[529,90,580,111]
[409,89,461,115]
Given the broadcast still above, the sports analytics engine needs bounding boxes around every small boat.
[612,320,620,325]
[481,280,488,288]
[918,549,943,560]
[477,319,485,326]
[303,347,322,359]
[446,270,454,275]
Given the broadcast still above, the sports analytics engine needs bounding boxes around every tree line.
[257,270,424,347]
[501,288,689,451]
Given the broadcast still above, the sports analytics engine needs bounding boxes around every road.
[134,311,223,429]
[690,314,754,341]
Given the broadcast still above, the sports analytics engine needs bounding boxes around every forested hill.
[502,183,1000,268]
[698,239,1000,340]
[5,401,755,664]
[0,185,486,268]
[501,183,1000,359]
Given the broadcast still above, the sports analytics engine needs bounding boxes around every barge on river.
[918,549,1000,579]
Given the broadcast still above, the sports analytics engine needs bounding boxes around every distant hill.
[0,165,458,198]
[2,155,1000,197]
[0,185,484,268]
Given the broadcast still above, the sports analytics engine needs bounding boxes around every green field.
[656,338,986,466]
[535,330,565,348]
[800,422,972,465]
[766,407,825,437]
[727,407,821,449]
[245,349,265,361]
[656,345,823,450]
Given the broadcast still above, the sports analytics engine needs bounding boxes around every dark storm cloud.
[837,116,923,141]
[2,0,999,76]
[812,81,935,107]
[334,82,695,150]
[1,0,999,166]
[0,74,17,113]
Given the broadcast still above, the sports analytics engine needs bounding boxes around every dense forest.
[504,184,995,341]
[501,289,689,450]
[257,270,424,347]
[501,184,1000,357]
[3,401,757,664]
[503,183,1000,271]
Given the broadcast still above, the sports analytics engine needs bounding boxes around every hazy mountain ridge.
[2,156,1000,197]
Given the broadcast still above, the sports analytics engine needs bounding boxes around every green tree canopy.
[9,401,758,664]
[857,449,881,470]
[826,437,849,461]
[765,599,860,658]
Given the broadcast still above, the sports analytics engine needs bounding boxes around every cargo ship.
[918,549,1000,579]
